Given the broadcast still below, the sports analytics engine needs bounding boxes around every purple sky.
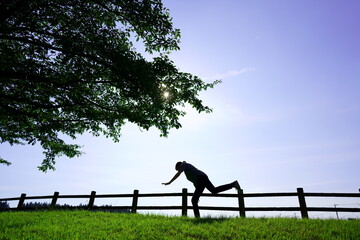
[1,0,359,218]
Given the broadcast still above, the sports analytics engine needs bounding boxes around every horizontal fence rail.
[0,188,359,218]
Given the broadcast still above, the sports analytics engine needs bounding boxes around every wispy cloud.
[204,67,255,81]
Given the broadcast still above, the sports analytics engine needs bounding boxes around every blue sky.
[1,0,359,218]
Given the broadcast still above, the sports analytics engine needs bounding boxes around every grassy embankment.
[0,211,359,239]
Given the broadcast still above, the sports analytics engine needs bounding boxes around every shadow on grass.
[190,216,232,225]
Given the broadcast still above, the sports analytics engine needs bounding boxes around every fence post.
[17,193,26,209]
[182,188,188,217]
[132,189,139,213]
[88,191,96,210]
[297,188,308,219]
[51,192,59,208]
[237,189,246,218]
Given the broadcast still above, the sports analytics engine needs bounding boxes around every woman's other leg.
[192,185,205,218]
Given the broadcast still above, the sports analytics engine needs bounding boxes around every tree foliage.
[0,0,219,171]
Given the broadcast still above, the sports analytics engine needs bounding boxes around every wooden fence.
[1,188,359,218]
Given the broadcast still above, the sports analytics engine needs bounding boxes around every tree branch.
[0,34,116,70]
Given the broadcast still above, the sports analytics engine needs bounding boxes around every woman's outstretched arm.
[162,170,182,185]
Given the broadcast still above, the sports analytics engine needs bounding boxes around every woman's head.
[175,161,183,171]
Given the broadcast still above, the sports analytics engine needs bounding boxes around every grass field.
[0,211,359,239]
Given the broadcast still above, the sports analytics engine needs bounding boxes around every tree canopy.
[0,0,219,171]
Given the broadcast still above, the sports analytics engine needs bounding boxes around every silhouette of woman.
[163,161,241,218]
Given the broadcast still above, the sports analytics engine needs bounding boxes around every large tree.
[0,0,219,171]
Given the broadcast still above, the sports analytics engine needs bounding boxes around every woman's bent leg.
[205,178,235,194]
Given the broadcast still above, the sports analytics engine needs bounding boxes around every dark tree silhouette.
[0,0,219,171]
[0,201,9,209]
